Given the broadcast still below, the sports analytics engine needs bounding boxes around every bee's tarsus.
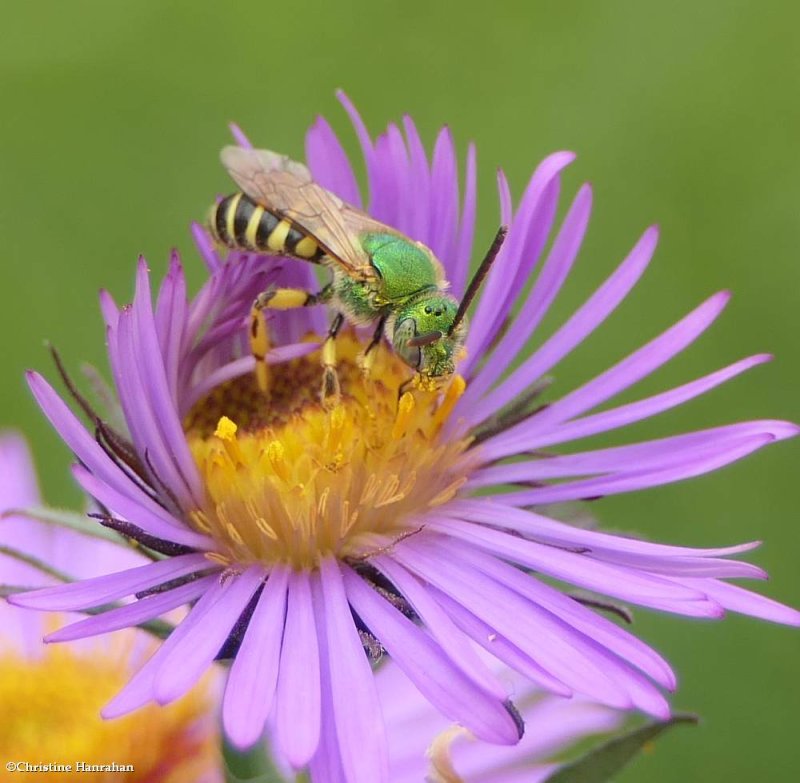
[320,312,345,406]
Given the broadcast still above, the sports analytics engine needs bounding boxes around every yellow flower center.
[0,636,218,782]
[185,333,472,570]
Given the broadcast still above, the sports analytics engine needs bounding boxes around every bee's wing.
[221,146,384,280]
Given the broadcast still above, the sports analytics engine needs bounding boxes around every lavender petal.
[223,565,290,749]
[343,565,523,745]
[275,570,322,768]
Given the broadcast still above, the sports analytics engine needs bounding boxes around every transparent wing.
[221,146,390,280]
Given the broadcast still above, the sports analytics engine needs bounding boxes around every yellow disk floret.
[185,332,472,570]
[0,636,218,783]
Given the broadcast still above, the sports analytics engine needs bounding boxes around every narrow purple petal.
[0,432,50,648]
[425,520,718,612]
[154,252,188,404]
[374,555,507,699]
[463,153,575,374]
[154,567,264,704]
[113,305,190,509]
[489,354,774,454]
[130,259,203,505]
[45,574,217,643]
[444,499,761,561]
[72,465,211,550]
[471,226,659,420]
[450,142,477,297]
[429,587,573,697]
[343,565,523,745]
[401,115,432,247]
[683,578,800,626]
[457,184,592,412]
[507,177,562,308]
[391,539,640,710]
[306,115,362,208]
[320,558,389,782]
[429,126,459,265]
[27,372,181,526]
[223,566,289,749]
[498,433,777,506]
[192,222,222,271]
[0,431,40,512]
[378,124,412,235]
[309,578,349,783]
[509,291,732,436]
[9,553,210,610]
[473,421,797,484]
[336,90,378,207]
[447,541,676,689]
[229,123,253,149]
[275,570,322,768]
[98,289,119,330]
[101,576,226,717]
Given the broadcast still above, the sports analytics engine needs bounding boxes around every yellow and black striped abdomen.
[208,192,325,262]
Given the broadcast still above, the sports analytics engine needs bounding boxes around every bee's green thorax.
[361,233,439,301]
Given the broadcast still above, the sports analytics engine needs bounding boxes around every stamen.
[204,551,232,567]
[266,440,291,483]
[429,477,468,507]
[432,374,466,433]
[426,725,473,783]
[392,392,416,440]
[214,416,243,464]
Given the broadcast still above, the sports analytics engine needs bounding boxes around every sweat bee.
[208,145,506,401]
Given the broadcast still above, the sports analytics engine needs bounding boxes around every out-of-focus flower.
[0,433,221,783]
[376,658,625,783]
[10,93,799,782]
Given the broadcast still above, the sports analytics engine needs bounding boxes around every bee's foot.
[320,367,342,408]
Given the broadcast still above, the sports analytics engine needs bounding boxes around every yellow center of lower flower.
[0,635,218,782]
[185,333,472,570]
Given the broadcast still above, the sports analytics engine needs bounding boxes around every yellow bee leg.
[250,304,271,393]
[250,284,332,394]
[357,315,388,380]
[321,313,345,406]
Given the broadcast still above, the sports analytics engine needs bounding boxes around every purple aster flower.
[0,433,223,782]
[10,93,799,783]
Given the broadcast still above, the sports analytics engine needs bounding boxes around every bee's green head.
[392,293,466,383]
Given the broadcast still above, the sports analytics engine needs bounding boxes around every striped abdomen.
[208,192,325,262]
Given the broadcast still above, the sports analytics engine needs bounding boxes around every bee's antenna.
[448,225,508,336]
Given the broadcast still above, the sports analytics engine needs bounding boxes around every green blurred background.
[1,1,798,779]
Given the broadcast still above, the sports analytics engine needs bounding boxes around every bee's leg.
[357,315,388,379]
[250,284,332,393]
[321,312,345,406]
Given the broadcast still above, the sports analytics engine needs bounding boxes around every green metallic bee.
[208,145,506,402]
